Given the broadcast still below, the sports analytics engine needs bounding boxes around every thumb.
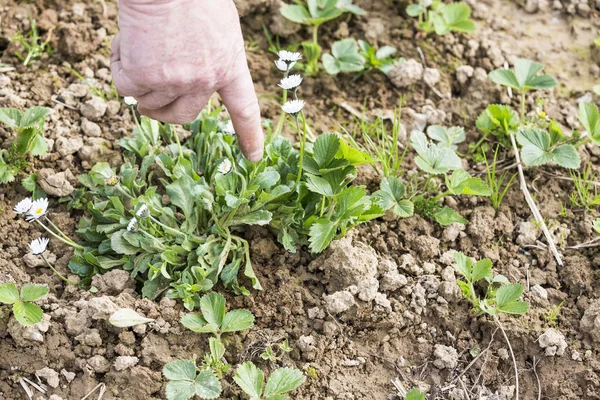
[219,61,264,162]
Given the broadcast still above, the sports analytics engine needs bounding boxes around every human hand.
[111,0,264,161]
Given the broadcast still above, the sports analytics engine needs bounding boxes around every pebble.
[114,356,139,371]
[81,118,102,137]
[36,367,60,388]
[80,97,107,121]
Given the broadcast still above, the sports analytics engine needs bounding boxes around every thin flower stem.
[44,216,76,243]
[509,132,563,266]
[149,215,186,237]
[296,112,307,186]
[34,219,84,250]
[139,229,167,251]
[41,254,77,285]
[116,184,134,200]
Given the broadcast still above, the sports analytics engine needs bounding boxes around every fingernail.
[247,149,264,162]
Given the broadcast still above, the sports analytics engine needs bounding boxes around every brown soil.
[1,0,600,399]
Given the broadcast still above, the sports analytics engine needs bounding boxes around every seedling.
[409,126,492,225]
[233,361,306,400]
[405,389,425,400]
[373,176,414,218]
[280,0,365,75]
[322,39,365,76]
[22,173,46,199]
[544,300,565,328]
[578,102,600,146]
[406,1,476,36]
[594,218,600,234]
[452,252,528,400]
[0,283,48,326]
[180,292,254,339]
[484,146,517,210]
[260,339,293,362]
[163,358,222,400]
[569,164,600,211]
[0,107,50,183]
[12,18,53,66]
[358,40,400,76]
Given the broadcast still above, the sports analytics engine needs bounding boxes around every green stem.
[520,91,526,121]
[116,184,134,200]
[41,254,77,285]
[319,196,326,217]
[148,215,188,238]
[44,216,75,243]
[35,219,84,250]
[295,113,307,186]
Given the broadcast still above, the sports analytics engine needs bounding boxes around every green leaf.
[20,107,50,128]
[163,359,197,381]
[306,174,334,197]
[427,125,465,149]
[89,162,115,184]
[111,230,140,255]
[439,3,476,33]
[194,370,222,399]
[234,362,264,399]
[0,283,20,304]
[406,4,425,17]
[166,175,196,218]
[28,134,48,156]
[578,103,600,144]
[13,301,44,326]
[471,259,492,282]
[200,292,226,328]
[322,53,341,75]
[280,4,311,25]
[0,108,22,128]
[308,219,336,253]
[263,368,306,397]
[336,137,374,165]
[313,133,340,167]
[593,218,600,234]
[488,69,520,90]
[221,309,255,333]
[551,144,580,169]
[209,337,225,361]
[496,283,524,307]
[433,207,467,226]
[490,59,556,92]
[180,313,218,334]
[325,39,365,74]
[373,176,414,217]
[411,131,462,175]
[447,170,492,196]
[498,301,529,315]
[254,170,280,190]
[165,380,196,400]
[233,210,273,226]
[19,283,48,302]
[405,388,425,400]
[452,252,472,280]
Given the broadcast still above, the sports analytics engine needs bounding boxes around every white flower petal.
[109,308,154,327]
[278,74,303,90]
[26,198,49,221]
[281,99,305,115]
[136,204,149,218]
[217,159,233,175]
[277,50,302,62]
[275,59,295,72]
[124,96,138,106]
[127,218,138,232]
[29,237,49,255]
[223,120,235,135]
[14,197,33,214]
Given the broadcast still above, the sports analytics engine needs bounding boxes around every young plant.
[12,18,53,66]
[405,389,425,400]
[260,339,293,362]
[482,59,587,266]
[358,40,399,76]
[452,252,528,399]
[180,292,255,339]
[569,164,600,211]
[593,218,600,234]
[322,39,365,76]
[409,126,492,225]
[0,283,48,326]
[280,0,365,75]
[406,1,476,36]
[0,107,50,183]
[233,361,306,400]
[484,146,517,210]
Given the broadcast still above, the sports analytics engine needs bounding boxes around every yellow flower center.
[35,208,43,215]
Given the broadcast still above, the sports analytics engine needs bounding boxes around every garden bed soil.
[1,0,600,399]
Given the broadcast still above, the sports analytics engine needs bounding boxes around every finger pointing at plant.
[111,0,264,161]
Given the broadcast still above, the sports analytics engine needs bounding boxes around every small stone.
[23,252,57,268]
[88,355,110,373]
[37,168,75,196]
[81,118,102,137]
[323,291,356,314]
[307,307,325,320]
[498,348,509,360]
[0,75,10,88]
[456,65,474,86]
[433,344,459,369]
[36,367,60,388]
[55,136,84,156]
[61,369,76,383]
[80,97,107,121]
[538,328,567,356]
[524,0,539,13]
[88,296,119,320]
[389,59,424,88]
[423,68,441,86]
[49,395,64,400]
[580,299,600,343]
[114,356,139,371]
[531,285,548,300]
[357,277,379,302]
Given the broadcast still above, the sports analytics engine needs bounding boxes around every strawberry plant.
[0,282,48,326]
[233,362,305,400]
[323,39,401,77]
[0,106,50,183]
[280,0,365,76]
[406,1,476,36]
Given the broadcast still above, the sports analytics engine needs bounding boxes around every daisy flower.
[223,120,235,135]
[277,50,302,62]
[26,198,49,222]
[127,218,139,232]
[14,197,33,214]
[217,159,233,175]
[274,59,296,72]
[281,99,305,115]
[124,96,138,106]
[29,237,49,255]
[278,74,303,90]
[136,204,149,219]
